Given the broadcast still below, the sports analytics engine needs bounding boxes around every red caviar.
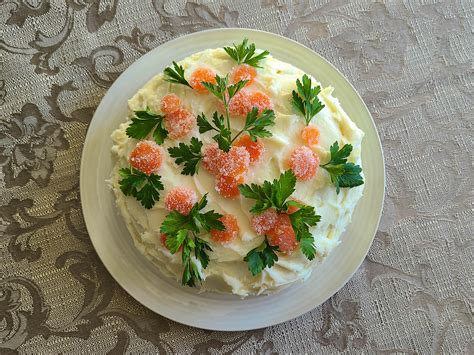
[230,64,257,86]
[215,174,244,199]
[202,143,224,175]
[129,140,163,175]
[164,108,196,139]
[164,186,197,215]
[248,91,273,114]
[301,126,320,146]
[233,135,264,165]
[289,146,319,181]
[266,213,298,253]
[160,94,181,114]
[189,67,217,94]
[228,90,251,117]
[210,214,239,243]
[217,146,250,177]
[251,208,278,235]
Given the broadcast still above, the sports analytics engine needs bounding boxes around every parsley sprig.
[163,61,192,88]
[244,240,279,276]
[160,194,224,287]
[119,167,164,209]
[126,108,168,144]
[168,137,203,176]
[321,142,364,194]
[239,170,321,273]
[170,74,275,174]
[224,38,270,68]
[292,74,325,125]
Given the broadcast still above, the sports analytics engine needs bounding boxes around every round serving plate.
[80,28,385,331]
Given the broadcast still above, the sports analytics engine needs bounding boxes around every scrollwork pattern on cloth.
[0,0,472,353]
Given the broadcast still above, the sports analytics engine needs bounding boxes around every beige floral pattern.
[0,0,472,353]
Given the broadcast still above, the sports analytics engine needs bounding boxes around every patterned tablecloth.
[1,0,473,353]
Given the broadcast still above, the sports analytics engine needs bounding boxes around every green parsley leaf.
[197,112,232,152]
[126,109,168,144]
[239,170,296,213]
[288,205,321,260]
[321,142,364,194]
[163,61,192,88]
[168,137,203,175]
[244,240,279,276]
[241,108,276,141]
[292,74,325,125]
[227,79,248,100]
[224,38,270,68]
[118,167,164,209]
[202,74,228,101]
[160,194,224,287]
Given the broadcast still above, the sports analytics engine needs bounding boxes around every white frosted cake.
[110,39,364,297]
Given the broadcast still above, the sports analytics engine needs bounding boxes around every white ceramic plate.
[80,28,385,331]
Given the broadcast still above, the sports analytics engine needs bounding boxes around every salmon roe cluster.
[228,90,273,117]
[230,64,257,87]
[203,145,250,199]
[266,213,298,253]
[301,126,320,146]
[251,210,298,253]
[233,135,264,165]
[160,94,181,114]
[189,67,217,93]
[251,208,278,235]
[164,108,196,139]
[164,186,197,215]
[289,146,320,181]
[215,173,245,199]
[210,214,239,243]
[129,140,163,175]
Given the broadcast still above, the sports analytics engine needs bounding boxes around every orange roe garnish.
[289,146,319,181]
[251,208,278,235]
[233,135,264,165]
[164,108,196,139]
[129,140,163,175]
[266,213,298,253]
[230,64,257,87]
[248,91,273,114]
[202,143,224,175]
[301,126,320,146]
[215,174,244,199]
[217,146,250,177]
[189,67,217,94]
[164,186,197,215]
[210,214,240,243]
[228,90,251,117]
[160,94,181,114]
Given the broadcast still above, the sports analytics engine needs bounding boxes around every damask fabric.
[1,0,473,353]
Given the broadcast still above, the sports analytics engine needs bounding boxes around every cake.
[110,39,364,297]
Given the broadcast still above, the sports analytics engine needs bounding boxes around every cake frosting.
[110,47,364,297]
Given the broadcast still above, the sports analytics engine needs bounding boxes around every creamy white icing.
[110,48,364,297]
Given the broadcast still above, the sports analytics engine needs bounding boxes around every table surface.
[1,0,472,353]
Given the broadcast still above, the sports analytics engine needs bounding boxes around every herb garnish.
[224,38,270,68]
[168,137,203,176]
[160,194,224,287]
[170,74,275,174]
[163,61,192,88]
[126,108,168,144]
[321,142,364,194]
[239,170,321,273]
[244,240,279,276]
[119,167,164,209]
[292,74,325,125]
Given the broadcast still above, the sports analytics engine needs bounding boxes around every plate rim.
[80,28,385,331]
